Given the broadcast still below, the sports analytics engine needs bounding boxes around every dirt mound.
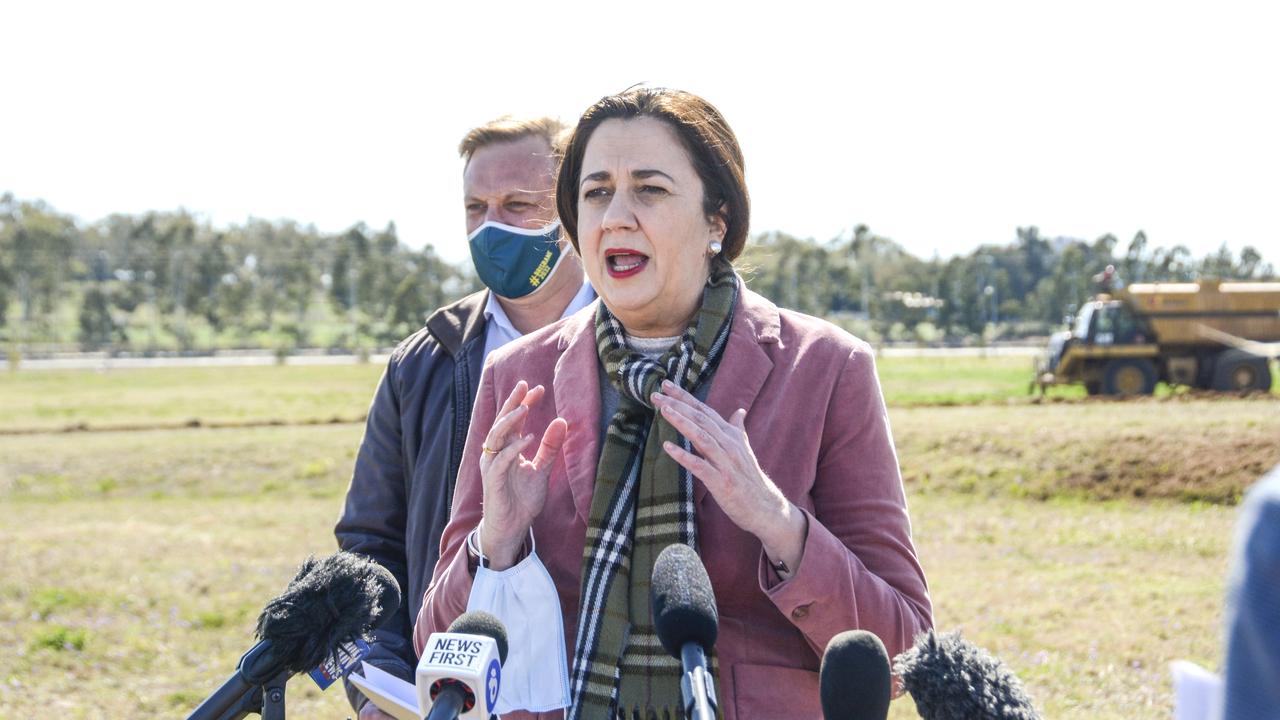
[895,400,1280,504]
[1053,434,1277,504]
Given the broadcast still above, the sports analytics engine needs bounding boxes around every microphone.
[188,551,401,720]
[417,610,509,720]
[820,630,891,720]
[651,543,719,720]
[893,629,1041,720]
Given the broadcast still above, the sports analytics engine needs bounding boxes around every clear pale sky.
[4,1,1278,266]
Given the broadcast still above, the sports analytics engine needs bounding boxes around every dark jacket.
[335,289,489,711]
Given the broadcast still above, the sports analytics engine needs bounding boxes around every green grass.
[0,364,384,431]
[0,424,361,500]
[29,625,88,653]
[3,356,1273,433]
[875,354,1072,405]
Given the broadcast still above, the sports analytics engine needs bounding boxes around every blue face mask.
[468,221,564,299]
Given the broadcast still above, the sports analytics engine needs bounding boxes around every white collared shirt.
[482,278,596,362]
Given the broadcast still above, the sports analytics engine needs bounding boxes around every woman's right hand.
[477,380,567,570]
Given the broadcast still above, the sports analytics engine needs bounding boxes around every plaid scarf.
[568,260,737,720]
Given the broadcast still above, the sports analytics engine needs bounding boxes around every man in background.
[335,116,593,719]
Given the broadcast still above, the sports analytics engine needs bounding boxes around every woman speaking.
[416,87,931,720]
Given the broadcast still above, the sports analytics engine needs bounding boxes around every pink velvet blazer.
[415,286,932,720]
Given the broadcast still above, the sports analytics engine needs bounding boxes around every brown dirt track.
[892,395,1280,504]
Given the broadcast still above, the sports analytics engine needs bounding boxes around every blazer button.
[791,604,811,620]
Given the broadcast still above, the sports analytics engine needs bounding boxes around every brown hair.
[555,87,750,261]
[458,116,568,163]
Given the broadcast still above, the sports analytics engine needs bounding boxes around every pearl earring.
[708,241,723,256]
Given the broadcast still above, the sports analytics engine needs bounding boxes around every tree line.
[0,194,472,352]
[1,193,1274,352]
[738,225,1274,344]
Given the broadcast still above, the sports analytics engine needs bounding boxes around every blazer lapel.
[700,289,778,509]
[553,304,602,524]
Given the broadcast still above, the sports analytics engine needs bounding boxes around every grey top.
[628,333,681,356]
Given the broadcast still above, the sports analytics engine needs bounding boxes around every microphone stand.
[680,643,716,720]
[187,643,292,720]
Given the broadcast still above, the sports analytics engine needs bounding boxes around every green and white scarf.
[568,260,737,720]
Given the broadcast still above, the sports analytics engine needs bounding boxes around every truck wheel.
[1211,349,1272,392]
[1085,381,1103,396]
[1102,358,1157,396]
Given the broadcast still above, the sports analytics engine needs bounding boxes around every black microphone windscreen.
[371,562,402,625]
[254,551,401,675]
[894,630,1040,720]
[650,543,718,658]
[820,630,891,720]
[447,610,509,666]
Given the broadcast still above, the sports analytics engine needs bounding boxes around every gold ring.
[481,445,499,456]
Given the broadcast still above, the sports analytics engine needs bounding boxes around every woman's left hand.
[652,379,807,574]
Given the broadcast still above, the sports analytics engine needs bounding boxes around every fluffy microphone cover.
[894,630,1040,720]
[650,543,718,658]
[254,551,400,674]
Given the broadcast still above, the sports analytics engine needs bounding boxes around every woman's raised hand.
[477,380,568,570]
[653,380,807,574]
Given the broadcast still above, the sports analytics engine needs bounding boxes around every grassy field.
[1,360,1274,718]
[895,493,1231,719]
[0,476,1235,719]
[875,354,1076,405]
[0,364,383,432]
[3,355,1273,433]
[0,355,1065,436]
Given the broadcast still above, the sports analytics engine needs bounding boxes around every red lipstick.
[605,248,649,279]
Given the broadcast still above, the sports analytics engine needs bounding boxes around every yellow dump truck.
[1035,280,1280,395]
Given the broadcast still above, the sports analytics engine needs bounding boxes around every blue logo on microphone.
[486,658,501,708]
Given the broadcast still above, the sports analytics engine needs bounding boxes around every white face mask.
[466,532,571,714]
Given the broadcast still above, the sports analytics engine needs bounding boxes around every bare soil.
[892,398,1280,504]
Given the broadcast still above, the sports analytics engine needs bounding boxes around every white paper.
[1171,660,1223,720]
[348,662,422,720]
